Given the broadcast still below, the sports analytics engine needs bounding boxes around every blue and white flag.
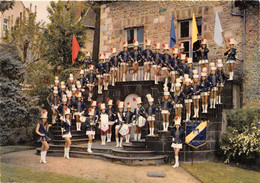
[185,121,208,148]
[214,12,223,47]
[170,16,176,48]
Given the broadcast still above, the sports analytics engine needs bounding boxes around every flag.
[214,12,223,47]
[72,33,80,65]
[170,16,176,48]
[192,13,198,47]
[185,121,208,148]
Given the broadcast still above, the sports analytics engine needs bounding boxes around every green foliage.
[220,107,260,165]
[0,145,34,155]
[43,1,87,71]
[0,44,40,145]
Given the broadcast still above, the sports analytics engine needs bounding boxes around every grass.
[0,163,106,183]
[0,145,34,155]
[181,161,260,183]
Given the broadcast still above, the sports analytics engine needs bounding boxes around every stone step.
[130,139,146,146]
[53,138,89,145]
[122,144,146,151]
[112,149,157,157]
[36,148,170,165]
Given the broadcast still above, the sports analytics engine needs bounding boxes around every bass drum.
[119,124,130,137]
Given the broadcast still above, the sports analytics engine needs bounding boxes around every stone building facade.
[99,1,259,107]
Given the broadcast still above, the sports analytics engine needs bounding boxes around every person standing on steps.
[115,101,127,147]
[130,40,142,81]
[199,72,211,113]
[192,73,201,118]
[145,94,157,136]
[208,66,219,109]
[170,116,185,168]
[82,108,97,153]
[224,38,237,81]
[125,102,134,143]
[152,43,163,85]
[96,53,105,94]
[216,60,226,104]
[142,39,153,81]
[61,107,72,159]
[133,97,146,140]
[36,109,51,164]
[98,103,109,146]
[160,87,172,131]
[106,98,115,143]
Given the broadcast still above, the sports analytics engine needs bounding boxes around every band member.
[115,101,126,147]
[83,108,96,153]
[84,51,92,72]
[66,74,75,91]
[161,88,172,131]
[142,39,153,80]
[179,43,185,55]
[61,107,72,159]
[133,97,146,140]
[208,67,219,109]
[224,38,237,80]
[185,58,194,79]
[216,60,226,104]
[183,78,194,121]
[48,89,60,124]
[145,94,156,136]
[103,53,112,90]
[200,72,211,113]
[36,110,51,164]
[91,100,99,121]
[106,98,115,142]
[118,41,131,81]
[71,85,77,102]
[50,76,60,92]
[96,53,105,94]
[130,40,142,81]
[58,96,69,117]
[110,48,119,86]
[98,103,109,145]
[85,65,97,101]
[177,54,187,76]
[77,69,86,89]
[66,91,73,107]
[172,83,185,119]
[197,38,209,70]
[169,47,179,92]
[125,102,133,143]
[152,43,163,84]
[192,74,201,118]
[162,43,171,87]
[70,92,86,131]
[59,84,67,99]
[170,116,185,168]
[76,80,85,94]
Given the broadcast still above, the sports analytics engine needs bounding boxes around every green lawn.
[0,163,106,183]
[0,145,34,155]
[182,161,260,183]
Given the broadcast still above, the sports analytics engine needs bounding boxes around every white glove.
[172,138,175,141]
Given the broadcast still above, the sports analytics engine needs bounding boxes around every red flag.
[72,33,80,65]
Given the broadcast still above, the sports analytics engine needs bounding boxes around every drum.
[137,116,146,128]
[80,116,87,123]
[118,124,130,137]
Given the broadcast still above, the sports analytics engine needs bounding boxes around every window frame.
[178,17,202,61]
[3,18,8,31]
[125,27,144,51]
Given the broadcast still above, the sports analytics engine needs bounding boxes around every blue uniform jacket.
[199,80,212,92]
[216,70,226,83]
[183,86,194,99]
[133,107,147,119]
[145,106,157,116]
[61,119,71,135]
[161,100,172,110]
[171,92,185,104]
[77,77,86,88]
[162,53,172,65]
[152,52,163,65]
[70,101,86,112]
[130,50,142,62]
[170,128,185,144]
[96,63,104,74]
[103,62,112,73]
[85,118,96,131]
[110,55,120,67]
[142,49,154,61]
[85,73,97,84]
[208,75,219,86]
[198,48,209,60]
[224,48,237,60]
[124,111,134,124]
[84,59,92,68]
[117,51,131,62]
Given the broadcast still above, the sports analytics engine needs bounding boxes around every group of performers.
[37,37,237,168]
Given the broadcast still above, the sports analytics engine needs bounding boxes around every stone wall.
[100,1,259,107]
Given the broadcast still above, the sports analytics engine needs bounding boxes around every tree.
[43,1,88,71]
[0,44,40,145]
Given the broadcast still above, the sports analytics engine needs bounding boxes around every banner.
[185,121,208,148]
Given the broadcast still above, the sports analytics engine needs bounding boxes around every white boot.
[148,128,152,136]
[165,123,169,131]
[213,98,216,108]
[216,96,219,104]
[66,148,70,159]
[87,143,93,153]
[164,78,168,87]
[193,109,197,118]
[196,109,199,118]
[210,99,213,108]
[172,156,179,168]
[116,138,119,147]
[112,77,115,86]
[119,137,123,147]
[162,122,165,131]
[101,136,106,145]
[219,95,222,104]
[135,73,138,81]
[151,128,154,136]
[138,133,141,140]
[231,72,234,80]
[187,113,191,121]
[125,135,130,143]
[40,151,44,163]
[147,73,150,80]
[64,148,67,158]
[134,134,137,141]
[52,115,57,124]
[104,83,108,90]
[107,134,111,142]
[205,104,208,113]
[202,105,205,113]
[132,74,135,81]
[123,74,126,81]
[42,151,47,163]
[154,76,158,84]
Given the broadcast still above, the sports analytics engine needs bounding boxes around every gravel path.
[1,150,200,183]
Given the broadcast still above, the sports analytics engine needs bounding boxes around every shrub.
[220,107,260,165]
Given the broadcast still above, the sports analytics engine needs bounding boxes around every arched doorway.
[123,93,140,112]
